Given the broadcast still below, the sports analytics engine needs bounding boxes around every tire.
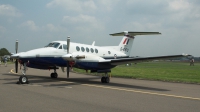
[51,73,58,78]
[105,77,110,83]
[50,73,54,78]
[101,77,106,83]
[19,76,28,84]
[54,73,58,78]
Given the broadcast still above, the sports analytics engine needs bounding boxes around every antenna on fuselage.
[92,41,95,46]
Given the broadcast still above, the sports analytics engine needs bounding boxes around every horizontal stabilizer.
[110,31,161,36]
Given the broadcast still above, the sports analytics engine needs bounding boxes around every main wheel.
[54,73,58,78]
[101,77,106,83]
[19,76,28,84]
[105,77,110,83]
[50,73,54,78]
[51,73,58,78]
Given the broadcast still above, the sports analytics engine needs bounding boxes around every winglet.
[182,53,192,57]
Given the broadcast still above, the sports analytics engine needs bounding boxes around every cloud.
[19,20,67,33]
[0,26,6,33]
[62,14,104,32]
[45,24,67,32]
[46,0,97,13]
[122,22,162,31]
[168,0,191,11]
[20,20,39,31]
[46,24,59,32]
[0,4,21,17]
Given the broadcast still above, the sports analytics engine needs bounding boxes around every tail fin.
[110,31,161,56]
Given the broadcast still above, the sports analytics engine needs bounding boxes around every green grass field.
[74,62,200,84]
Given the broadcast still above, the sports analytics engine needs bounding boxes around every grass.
[74,62,200,84]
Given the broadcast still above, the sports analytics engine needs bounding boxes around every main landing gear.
[101,73,110,83]
[50,69,58,78]
[17,62,29,84]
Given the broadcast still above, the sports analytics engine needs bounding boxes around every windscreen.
[45,42,60,48]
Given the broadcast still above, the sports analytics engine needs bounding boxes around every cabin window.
[63,44,67,50]
[86,47,89,52]
[108,51,111,54]
[81,47,85,52]
[95,49,98,53]
[90,48,94,53]
[76,46,80,51]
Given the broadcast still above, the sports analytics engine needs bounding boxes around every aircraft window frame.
[108,51,111,54]
[95,49,98,53]
[81,47,85,52]
[90,48,94,53]
[86,47,89,52]
[76,46,80,51]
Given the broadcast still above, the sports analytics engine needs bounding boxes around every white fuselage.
[14,41,129,70]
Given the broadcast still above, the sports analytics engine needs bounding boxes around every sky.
[0,0,200,57]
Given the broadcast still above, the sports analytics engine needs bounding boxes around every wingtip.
[181,53,192,57]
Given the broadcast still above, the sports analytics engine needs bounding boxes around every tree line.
[0,48,11,56]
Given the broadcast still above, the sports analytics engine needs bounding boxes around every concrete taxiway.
[0,64,200,112]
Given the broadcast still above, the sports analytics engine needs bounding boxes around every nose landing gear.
[17,62,29,84]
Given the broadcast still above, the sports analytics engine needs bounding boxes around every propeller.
[15,40,18,73]
[67,36,70,78]
[62,36,86,78]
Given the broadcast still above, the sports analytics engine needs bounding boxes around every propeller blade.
[66,37,70,78]
[67,36,70,54]
[15,40,19,73]
[15,40,18,54]
[67,62,69,78]
[15,59,18,73]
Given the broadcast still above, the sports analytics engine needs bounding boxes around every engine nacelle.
[62,52,109,63]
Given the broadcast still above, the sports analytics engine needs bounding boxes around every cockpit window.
[58,45,62,49]
[45,43,52,47]
[45,42,60,48]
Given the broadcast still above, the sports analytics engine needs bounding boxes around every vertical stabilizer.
[118,35,134,56]
[110,31,161,56]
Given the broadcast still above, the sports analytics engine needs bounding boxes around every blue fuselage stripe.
[19,57,115,70]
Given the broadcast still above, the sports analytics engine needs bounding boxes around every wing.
[103,54,190,65]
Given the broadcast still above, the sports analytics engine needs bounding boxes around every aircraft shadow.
[2,73,169,92]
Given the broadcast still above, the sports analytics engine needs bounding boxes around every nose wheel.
[19,75,29,84]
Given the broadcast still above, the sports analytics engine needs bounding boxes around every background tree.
[0,48,11,56]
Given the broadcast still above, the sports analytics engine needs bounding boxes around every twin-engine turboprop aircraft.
[11,31,190,84]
